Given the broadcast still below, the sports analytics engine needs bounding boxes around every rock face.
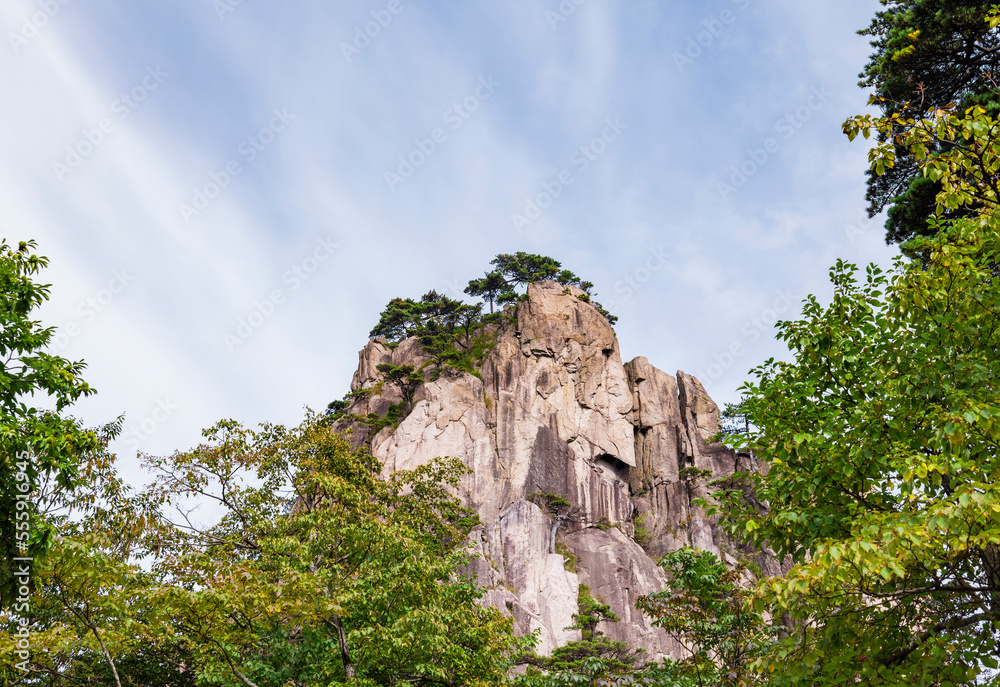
[336,281,775,659]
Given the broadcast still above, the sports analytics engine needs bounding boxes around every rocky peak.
[335,280,778,658]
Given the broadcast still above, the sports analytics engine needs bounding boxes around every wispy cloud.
[0,0,894,467]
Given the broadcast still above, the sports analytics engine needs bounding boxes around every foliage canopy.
[0,239,98,601]
[369,252,615,348]
[713,219,1000,684]
[3,413,528,686]
[856,0,1000,250]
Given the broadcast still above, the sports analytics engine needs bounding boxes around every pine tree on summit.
[464,252,576,314]
[463,270,510,314]
[350,252,618,404]
[374,253,617,349]
[472,252,617,323]
[489,252,564,286]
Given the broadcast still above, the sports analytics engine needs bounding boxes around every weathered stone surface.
[373,372,511,525]
[562,527,679,660]
[335,336,429,447]
[627,357,682,487]
[336,280,780,657]
[624,358,723,558]
[498,500,582,655]
[677,371,721,442]
[350,336,427,393]
[485,281,636,469]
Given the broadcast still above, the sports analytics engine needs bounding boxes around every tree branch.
[883,612,992,666]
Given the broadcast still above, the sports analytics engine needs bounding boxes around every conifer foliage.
[362,252,615,384]
[856,0,1000,250]
[369,252,616,348]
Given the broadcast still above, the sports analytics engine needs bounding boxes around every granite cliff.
[335,281,780,660]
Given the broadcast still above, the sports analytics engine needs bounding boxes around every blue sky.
[1,0,895,477]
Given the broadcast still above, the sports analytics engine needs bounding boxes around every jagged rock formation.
[336,281,778,659]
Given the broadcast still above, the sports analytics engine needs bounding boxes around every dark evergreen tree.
[857,0,1000,252]
[490,252,564,286]
[719,400,752,439]
[463,271,511,314]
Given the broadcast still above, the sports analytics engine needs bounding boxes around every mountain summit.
[335,280,780,658]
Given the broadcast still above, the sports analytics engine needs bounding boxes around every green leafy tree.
[707,56,1000,685]
[638,548,768,687]
[712,220,1000,685]
[846,101,1000,225]
[1,420,189,687]
[0,239,99,602]
[856,0,1000,249]
[4,413,527,686]
[7,533,185,687]
[137,413,525,686]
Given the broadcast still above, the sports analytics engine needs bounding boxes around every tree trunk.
[332,615,355,679]
[983,544,1000,618]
